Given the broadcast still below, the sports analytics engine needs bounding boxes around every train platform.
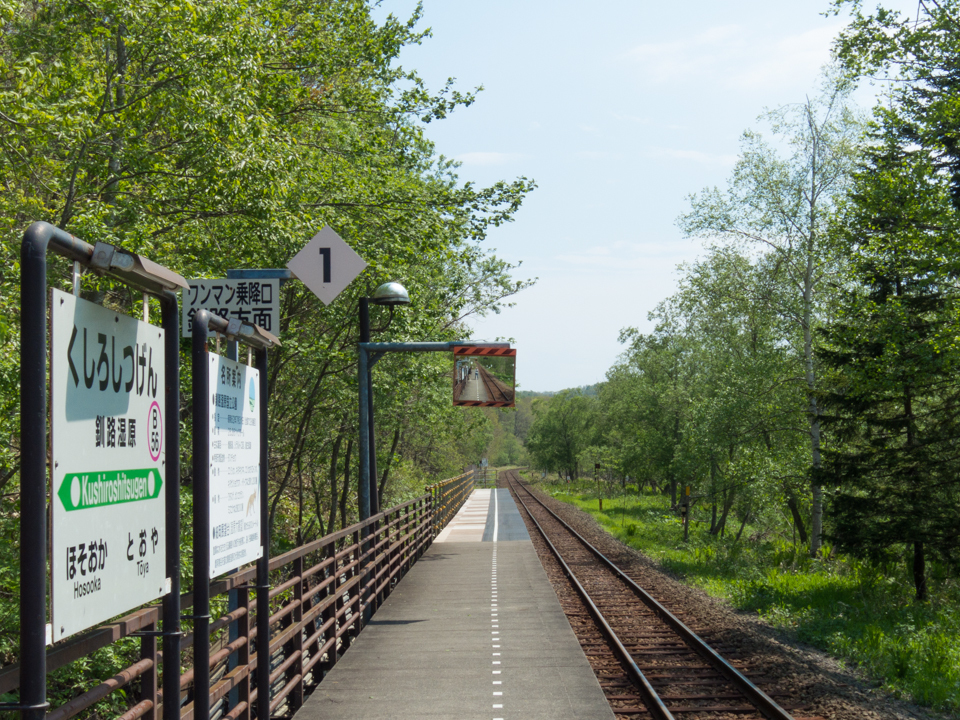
[294,488,615,720]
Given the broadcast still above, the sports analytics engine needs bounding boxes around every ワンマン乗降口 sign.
[182,279,279,339]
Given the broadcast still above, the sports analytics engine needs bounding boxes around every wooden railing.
[0,484,462,720]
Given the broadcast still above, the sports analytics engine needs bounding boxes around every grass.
[534,475,960,715]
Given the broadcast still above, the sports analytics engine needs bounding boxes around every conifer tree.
[817,119,960,600]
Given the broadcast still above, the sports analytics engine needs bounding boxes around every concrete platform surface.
[294,491,613,720]
[436,488,530,543]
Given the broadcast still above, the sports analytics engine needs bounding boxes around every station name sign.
[50,290,168,642]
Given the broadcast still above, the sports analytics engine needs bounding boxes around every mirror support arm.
[356,339,513,520]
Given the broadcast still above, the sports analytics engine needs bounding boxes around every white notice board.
[50,289,168,643]
[208,354,262,577]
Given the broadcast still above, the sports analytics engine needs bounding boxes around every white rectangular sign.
[182,279,280,338]
[208,354,262,577]
[50,289,168,642]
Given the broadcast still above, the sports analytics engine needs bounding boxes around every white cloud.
[625,25,741,83]
[455,152,518,166]
[611,112,687,131]
[575,150,618,160]
[646,146,738,166]
[622,22,844,91]
[555,239,691,269]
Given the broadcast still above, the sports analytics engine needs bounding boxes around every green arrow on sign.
[57,469,163,511]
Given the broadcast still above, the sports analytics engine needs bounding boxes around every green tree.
[604,325,691,505]
[817,120,960,600]
[678,75,862,554]
[667,249,810,537]
[526,390,597,479]
[0,0,536,677]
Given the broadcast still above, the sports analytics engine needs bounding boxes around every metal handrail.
[425,471,475,535]
[0,471,472,720]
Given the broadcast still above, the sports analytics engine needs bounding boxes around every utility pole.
[596,462,602,512]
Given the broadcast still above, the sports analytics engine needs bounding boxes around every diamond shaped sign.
[287,226,367,305]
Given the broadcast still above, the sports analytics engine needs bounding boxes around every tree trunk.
[710,503,717,534]
[377,425,402,507]
[804,105,823,558]
[913,541,927,602]
[327,431,344,534]
[785,492,808,545]
[901,368,926,603]
[296,452,304,545]
[310,478,326,538]
[339,438,353,530]
[735,504,752,542]
[711,490,734,536]
[104,24,127,209]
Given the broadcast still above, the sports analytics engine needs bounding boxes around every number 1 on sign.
[318,248,331,283]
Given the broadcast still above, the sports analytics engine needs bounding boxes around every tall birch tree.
[677,76,862,555]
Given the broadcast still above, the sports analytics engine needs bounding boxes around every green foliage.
[817,128,960,599]
[524,78,864,572]
[0,0,536,706]
[677,72,863,555]
[525,390,598,479]
[819,0,960,602]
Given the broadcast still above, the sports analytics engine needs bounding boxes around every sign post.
[17,222,186,720]
[191,310,277,720]
[219,269,290,706]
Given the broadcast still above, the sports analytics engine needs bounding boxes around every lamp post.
[356,285,509,522]
[358,282,410,520]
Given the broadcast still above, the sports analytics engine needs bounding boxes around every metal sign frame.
[18,221,186,720]
[49,289,170,641]
[357,341,513,521]
[191,309,277,720]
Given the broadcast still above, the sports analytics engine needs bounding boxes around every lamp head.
[371,281,410,306]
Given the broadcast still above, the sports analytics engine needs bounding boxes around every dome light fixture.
[370,281,410,306]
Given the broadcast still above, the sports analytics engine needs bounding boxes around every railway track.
[477,363,512,403]
[505,472,826,720]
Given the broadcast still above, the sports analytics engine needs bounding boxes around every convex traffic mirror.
[453,346,516,407]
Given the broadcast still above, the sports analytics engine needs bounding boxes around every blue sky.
[375,1,918,392]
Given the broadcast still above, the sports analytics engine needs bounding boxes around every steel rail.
[510,480,675,720]
[477,365,508,403]
[509,475,797,720]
